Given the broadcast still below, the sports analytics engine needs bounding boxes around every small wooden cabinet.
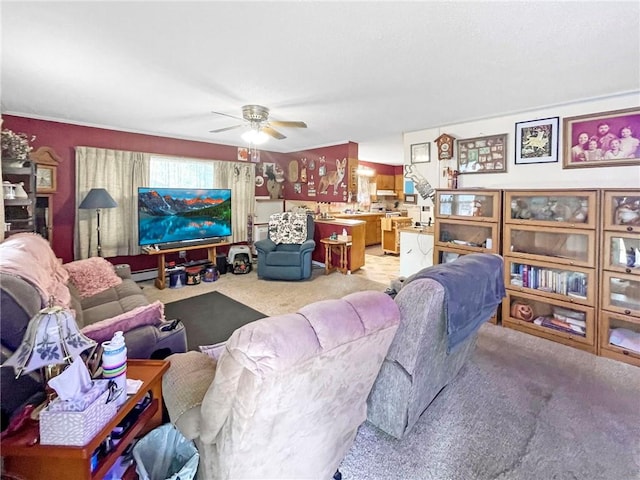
[2,159,36,237]
[381,216,412,254]
[501,190,599,353]
[598,189,640,366]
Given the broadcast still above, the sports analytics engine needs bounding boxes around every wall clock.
[435,133,455,161]
[36,165,57,193]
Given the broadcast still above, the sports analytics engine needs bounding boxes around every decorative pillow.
[81,301,165,343]
[268,212,308,244]
[63,257,123,298]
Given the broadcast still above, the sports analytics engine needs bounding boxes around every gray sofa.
[0,234,187,429]
[367,254,505,439]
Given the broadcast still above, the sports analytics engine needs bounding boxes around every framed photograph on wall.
[563,107,640,168]
[456,133,507,174]
[515,117,559,164]
[404,193,417,204]
[410,142,431,163]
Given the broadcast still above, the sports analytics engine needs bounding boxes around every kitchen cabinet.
[598,189,640,366]
[395,174,404,198]
[375,174,395,191]
[501,190,599,354]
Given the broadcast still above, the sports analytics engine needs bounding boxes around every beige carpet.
[140,263,389,316]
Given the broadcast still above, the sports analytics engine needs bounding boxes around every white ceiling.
[2,1,639,165]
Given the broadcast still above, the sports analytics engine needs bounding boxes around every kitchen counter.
[333,213,385,246]
[313,218,366,272]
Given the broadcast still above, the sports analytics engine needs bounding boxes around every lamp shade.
[78,188,117,209]
[3,306,97,377]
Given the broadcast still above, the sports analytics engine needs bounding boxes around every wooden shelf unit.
[501,189,599,354]
[2,159,37,237]
[598,189,640,366]
[2,360,169,480]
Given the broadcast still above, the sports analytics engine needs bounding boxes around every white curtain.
[75,147,149,259]
[213,161,255,243]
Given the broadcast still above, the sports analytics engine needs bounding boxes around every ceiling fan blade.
[262,126,286,140]
[211,110,245,121]
[209,124,244,133]
[269,120,307,129]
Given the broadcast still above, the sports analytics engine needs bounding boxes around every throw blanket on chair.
[403,253,505,352]
[268,212,308,244]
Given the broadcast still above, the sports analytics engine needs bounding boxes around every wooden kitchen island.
[313,218,366,272]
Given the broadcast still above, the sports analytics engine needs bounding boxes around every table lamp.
[4,303,97,380]
[78,188,117,257]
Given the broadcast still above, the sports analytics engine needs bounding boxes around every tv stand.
[143,242,230,289]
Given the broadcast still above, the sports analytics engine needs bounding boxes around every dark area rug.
[164,291,266,350]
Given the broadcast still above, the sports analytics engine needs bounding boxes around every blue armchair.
[255,212,316,280]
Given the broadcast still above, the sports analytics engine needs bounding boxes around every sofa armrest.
[299,239,316,253]
[114,264,132,280]
[163,351,217,440]
[122,322,187,359]
[255,238,277,254]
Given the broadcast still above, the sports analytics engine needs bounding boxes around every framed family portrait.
[563,107,640,168]
[456,134,507,174]
[515,117,559,165]
[410,142,431,163]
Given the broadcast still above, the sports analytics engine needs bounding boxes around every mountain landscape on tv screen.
[138,189,232,245]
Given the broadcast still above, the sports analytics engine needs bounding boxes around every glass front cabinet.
[433,189,502,324]
[599,190,640,366]
[502,190,599,353]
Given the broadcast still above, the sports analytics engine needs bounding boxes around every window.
[150,156,214,188]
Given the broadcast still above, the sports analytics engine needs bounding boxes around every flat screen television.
[137,187,232,246]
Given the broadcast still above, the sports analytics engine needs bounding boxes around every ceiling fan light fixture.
[242,128,269,145]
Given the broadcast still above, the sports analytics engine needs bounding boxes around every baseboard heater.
[132,269,158,282]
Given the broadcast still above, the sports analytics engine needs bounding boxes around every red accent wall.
[2,115,291,268]
[2,116,363,271]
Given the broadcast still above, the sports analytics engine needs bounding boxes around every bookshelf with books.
[502,190,599,353]
[598,189,640,367]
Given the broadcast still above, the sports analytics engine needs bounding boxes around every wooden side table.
[320,238,351,275]
[1,360,169,480]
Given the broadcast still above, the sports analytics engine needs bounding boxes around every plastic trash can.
[132,424,199,480]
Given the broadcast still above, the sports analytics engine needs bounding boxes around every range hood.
[376,189,397,196]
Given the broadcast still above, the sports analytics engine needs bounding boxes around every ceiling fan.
[209,104,307,142]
